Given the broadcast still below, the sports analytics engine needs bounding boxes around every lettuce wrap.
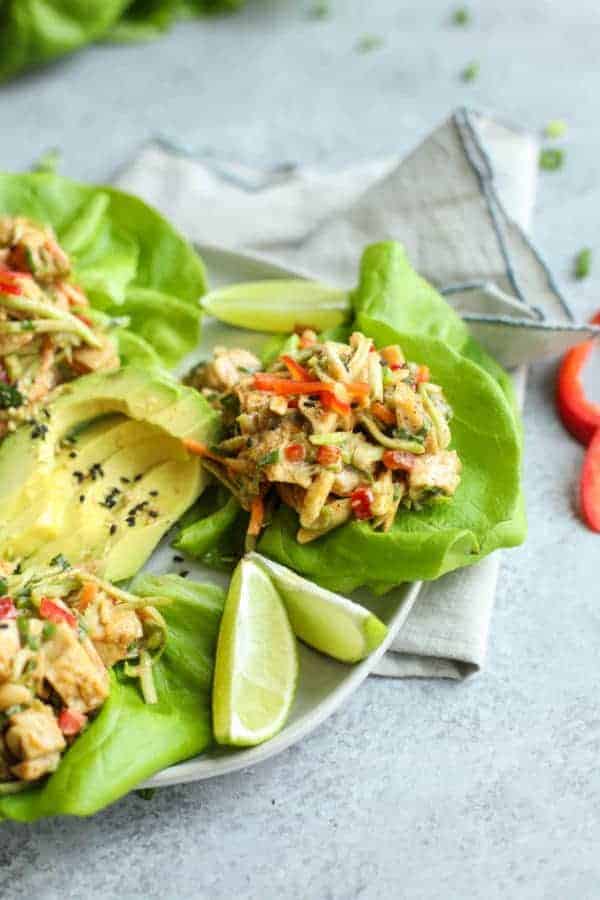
[179,242,526,594]
[0,172,206,371]
[0,1,246,82]
[0,574,225,822]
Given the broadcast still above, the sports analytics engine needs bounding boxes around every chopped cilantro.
[461,61,479,82]
[0,383,24,410]
[356,34,384,53]
[544,120,567,139]
[50,553,70,571]
[452,7,470,25]
[574,248,592,280]
[259,449,280,467]
[539,148,565,171]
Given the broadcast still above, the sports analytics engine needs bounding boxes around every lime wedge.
[202,280,350,333]
[248,553,388,663]
[212,557,298,746]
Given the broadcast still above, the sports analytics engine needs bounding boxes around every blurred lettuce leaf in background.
[0,0,246,82]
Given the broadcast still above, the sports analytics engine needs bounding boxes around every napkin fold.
[116,108,587,678]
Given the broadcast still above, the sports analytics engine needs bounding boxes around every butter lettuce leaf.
[0,172,205,369]
[251,242,526,592]
[0,575,224,821]
[0,0,247,82]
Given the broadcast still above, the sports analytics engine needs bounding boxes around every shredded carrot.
[78,581,98,611]
[371,401,396,426]
[381,345,404,370]
[321,391,351,417]
[247,496,264,536]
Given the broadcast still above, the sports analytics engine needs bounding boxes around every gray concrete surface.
[1,2,599,898]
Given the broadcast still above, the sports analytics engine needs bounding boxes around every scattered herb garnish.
[0,578,7,596]
[308,0,330,18]
[0,383,24,410]
[50,553,70,570]
[259,450,280,467]
[574,248,592,280]
[544,120,567,139]
[461,61,479,82]
[42,622,56,640]
[539,148,565,171]
[452,6,470,25]
[356,34,384,53]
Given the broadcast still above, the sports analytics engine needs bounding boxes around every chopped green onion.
[259,449,280,466]
[544,120,567,139]
[461,61,479,82]
[42,622,56,640]
[574,248,592,280]
[452,7,470,25]
[50,553,70,571]
[356,34,384,53]
[0,578,7,596]
[539,148,565,171]
[309,433,349,446]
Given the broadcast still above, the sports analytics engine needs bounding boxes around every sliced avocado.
[0,367,220,581]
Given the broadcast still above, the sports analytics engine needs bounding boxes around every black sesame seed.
[79,495,85,503]
[149,490,159,497]
[149,510,159,518]
[109,523,117,535]
[179,570,190,578]
[133,473,143,482]
[73,471,84,483]
[69,451,77,459]
[173,555,184,563]
[126,517,135,527]
[120,476,131,484]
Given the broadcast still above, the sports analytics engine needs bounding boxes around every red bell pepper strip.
[0,597,17,620]
[351,485,374,520]
[556,312,600,445]
[39,597,77,629]
[382,450,416,471]
[0,267,23,296]
[58,708,87,736]
[321,390,351,417]
[580,428,600,532]
[316,445,341,467]
[280,355,310,381]
[285,443,306,462]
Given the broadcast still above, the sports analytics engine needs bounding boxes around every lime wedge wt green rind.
[248,553,388,663]
[201,279,351,333]
[212,557,298,747]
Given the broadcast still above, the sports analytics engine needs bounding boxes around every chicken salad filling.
[0,217,120,439]
[184,329,461,545]
[0,560,167,789]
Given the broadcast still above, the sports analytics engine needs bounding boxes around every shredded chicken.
[0,217,119,438]
[185,330,461,545]
[0,566,167,786]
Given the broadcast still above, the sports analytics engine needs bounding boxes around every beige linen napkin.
[116,108,593,678]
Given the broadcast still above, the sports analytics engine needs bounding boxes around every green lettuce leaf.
[173,488,247,570]
[0,574,224,822]
[0,172,205,369]
[191,241,525,593]
[0,0,248,82]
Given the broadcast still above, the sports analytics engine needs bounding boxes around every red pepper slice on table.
[556,312,600,445]
[39,597,77,629]
[581,429,600,532]
[0,597,17,620]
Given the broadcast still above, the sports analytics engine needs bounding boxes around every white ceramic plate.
[140,245,421,787]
